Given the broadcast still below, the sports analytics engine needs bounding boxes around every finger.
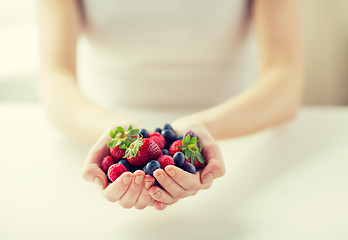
[149,198,156,206]
[153,169,189,199]
[134,175,155,210]
[149,186,178,205]
[164,165,201,191]
[153,201,167,210]
[143,175,155,191]
[101,172,133,202]
[134,188,152,210]
[119,170,145,209]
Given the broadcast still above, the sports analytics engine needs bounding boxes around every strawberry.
[169,135,205,168]
[149,132,166,149]
[157,155,175,169]
[125,137,163,167]
[110,145,126,161]
[185,158,204,169]
[101,156,114,173]
[169,140,183,156]
[107,164,127,182]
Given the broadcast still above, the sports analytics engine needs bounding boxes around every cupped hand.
[82,124,161,210]
[148,120,225,208]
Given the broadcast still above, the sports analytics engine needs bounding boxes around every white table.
[1,103,348,240]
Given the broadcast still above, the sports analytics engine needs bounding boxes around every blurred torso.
[77,0,257,126]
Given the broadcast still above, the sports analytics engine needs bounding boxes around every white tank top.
[77,0,257,127]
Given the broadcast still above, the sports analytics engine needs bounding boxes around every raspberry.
[101,156,114,173]
[149,132,166,149]
[157,155,175,169]
[107,164,127,182]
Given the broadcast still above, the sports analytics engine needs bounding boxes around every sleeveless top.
[77,0,257,127]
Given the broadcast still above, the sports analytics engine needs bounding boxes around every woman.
[37,0,304,210]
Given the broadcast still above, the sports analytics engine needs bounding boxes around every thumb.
[82,163,108,189]
[200,144,226,185]
[200,159,226,185]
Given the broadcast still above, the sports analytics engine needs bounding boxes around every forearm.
[181,66,303,140]
[39,72,129,144]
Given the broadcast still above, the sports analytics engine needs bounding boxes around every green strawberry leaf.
[185,150,191,160]
[197,154,205,164]
[190,154,196,164]
[110,130,116,138]
[124,136,143,159]
[177,145,186,150]
[116,126,124,133]
[127,129,139,136]
[119,144,127,150]
[184,135,191,144]
[107,139,117,148]
[127,125,133,131]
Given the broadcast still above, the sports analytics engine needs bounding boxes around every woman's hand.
[148,119,225,208]
[82,125,159,210]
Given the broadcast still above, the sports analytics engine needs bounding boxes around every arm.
[38,0,156,209]
[173,0,304,140]
[38,0,129,144]
[151,0,304,206]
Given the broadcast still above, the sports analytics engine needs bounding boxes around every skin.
[38,0,303,210]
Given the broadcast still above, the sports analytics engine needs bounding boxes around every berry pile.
[101,124,206,183]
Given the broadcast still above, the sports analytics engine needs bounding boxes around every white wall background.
[0,0,38,101]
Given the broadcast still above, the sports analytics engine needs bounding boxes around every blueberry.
[144,160,161,176]
[164,142,172,150]
[176,136,183,140]
[161,129,177,144]
[162,149,169,155]
[155,127,162,133]
[182,162,196,174]
[139,128,149,138]
[118,159,135,172]
[173,152,185,167]
[163,123,174,131]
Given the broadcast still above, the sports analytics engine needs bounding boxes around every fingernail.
[94,177,104,189]
[157,174,165,182]
[135,175,143,184]
[167,169,175,177]
[202,173,213,184]
[145,181,153,190]
[152,191,161,199]
[123,176,132,184]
